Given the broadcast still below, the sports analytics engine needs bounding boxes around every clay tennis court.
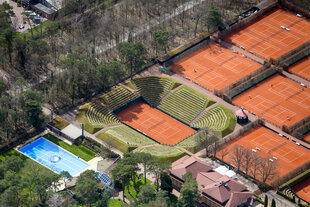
[226,8,310,60]
[116,101,195,145]
[217,126,310,183]
[288,56,310,81]
[172,43,261,91]
[233,74,310,127]
[293,177,310,203]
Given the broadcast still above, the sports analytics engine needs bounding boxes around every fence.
[271,40,310,65]
[218,1,278,39]
[158,36,212,67]
[282,116,310,134]
[218,65,275,100]
[278,0,310,19]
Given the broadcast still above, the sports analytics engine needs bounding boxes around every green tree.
[206,6,224,32]
[75,170,100,206]
[0,80,8,96]
[153,29,169,55]
[271,198,276,207]
[135,152,153,185]
[111,161,136,202]
[264,195,268,207]
[117,42,147,79]
[137,184,156,204]
[23,90,43,128]
[160,172,173,195]
[177,172,200,207]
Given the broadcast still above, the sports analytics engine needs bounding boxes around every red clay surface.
[233,74,310,128]
[172,42,261,91]
[226,8,310,60]
[217,126,310,183]
[303,132,310,143]
[288,56,310,81]
[116,101,195,145]
[293,177,310,203]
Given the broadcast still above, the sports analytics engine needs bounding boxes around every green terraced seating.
[192,106,227,130]
[133,77,174,106]
[101,86,139,110]
[86,103,120,127]
[158,88,207,124]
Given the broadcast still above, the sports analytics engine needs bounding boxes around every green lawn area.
[124,174,154,200]
[108,199,123,207]
[96,126,155,153]
[43,133,96,161]
[138,145,186,163]
[15,20,53,39]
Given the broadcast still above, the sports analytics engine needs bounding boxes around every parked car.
[19,25,25,29]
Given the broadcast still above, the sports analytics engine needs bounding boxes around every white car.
[19,25,25,29]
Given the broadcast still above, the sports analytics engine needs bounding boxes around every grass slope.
[138,145,186,163]
[43,133,96,161]
[96,126,155,153]
[76,103,104,134]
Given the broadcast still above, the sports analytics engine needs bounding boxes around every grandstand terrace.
[158,86,214,124]
[192,105,236,137]
[99,86,139,110]
[133,76,177,106]
[86,103,120,127]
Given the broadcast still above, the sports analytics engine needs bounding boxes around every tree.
[271,198,276,207]
[135,152,153,185]
[229,144,246,173]
[264,195,268,207]
[148,157,169,192]
[111,161,137,202]
[242,148,253,175]
[259,157,279,183]
[195,129,218,157]
[218,144,229,161]
[137,184,156,204]
[153,29,169,55]
[0,80,8,96]
[160,172,173,195]
[206,6,224,32]
[117,41,147,79]
[250,153,262,180]
[22,90,44,128]
[177,172,200,207]
[75,170,100,206]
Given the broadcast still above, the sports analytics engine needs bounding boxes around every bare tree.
[218,143,229,161]
[258,157,279,183]
[242,148,253,175]
[195,129,218,157]
[229,144,246,173]
[250,153,262,180]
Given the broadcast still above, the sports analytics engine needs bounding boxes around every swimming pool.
[19,137,90,176]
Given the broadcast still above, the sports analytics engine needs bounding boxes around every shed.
[235,108,249,124]
[60,124,82,143]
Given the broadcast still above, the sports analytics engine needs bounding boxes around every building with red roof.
[170,156,253,207]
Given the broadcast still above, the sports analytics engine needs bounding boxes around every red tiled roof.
[171,156,253,206]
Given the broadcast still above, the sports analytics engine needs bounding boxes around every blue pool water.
[19,137,90,176]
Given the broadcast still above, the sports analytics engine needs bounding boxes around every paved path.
[259,191,297,207]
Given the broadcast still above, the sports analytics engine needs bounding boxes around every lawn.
[138,145,186,163]
[124,174,154,200]
[43,133,96,161]
[108,199,123,207]
[96,126,155,153]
